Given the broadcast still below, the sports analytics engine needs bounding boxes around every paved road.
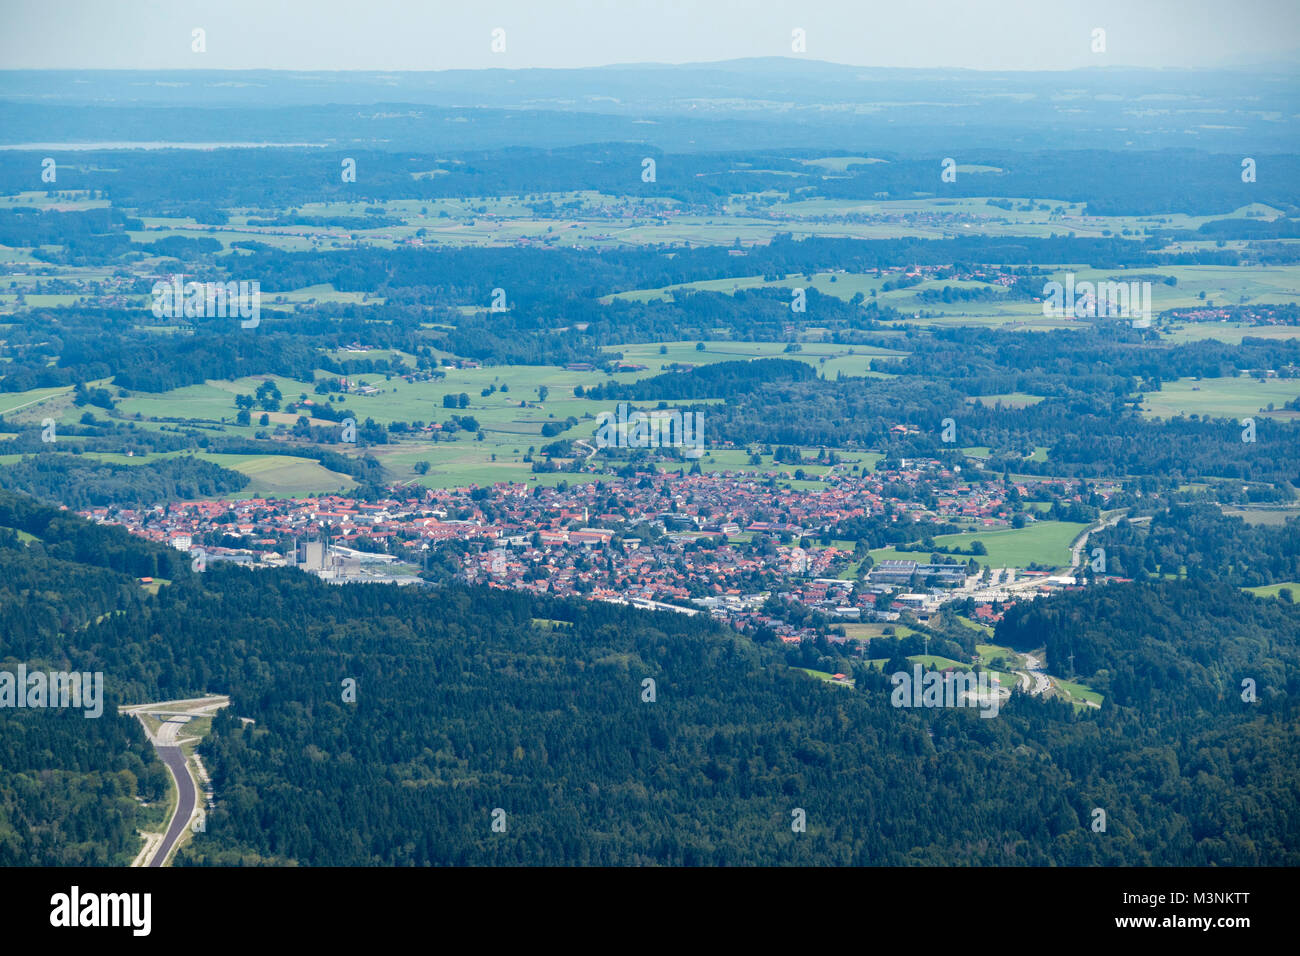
[1021,652,1051,696]
[1071,512,1151,570]
[1014,653,1052,697]
[122,695,228,867]
[150,740,195,867]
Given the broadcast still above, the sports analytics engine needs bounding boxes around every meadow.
[868,519,1090,571]
[0,342,894,490]
[1141,376,1300,421]
[602,259,1300,336]
[1242,582,1299,600]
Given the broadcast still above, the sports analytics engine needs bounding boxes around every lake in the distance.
[0,142,328,150]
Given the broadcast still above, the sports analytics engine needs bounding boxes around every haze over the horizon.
[1,0,1296,72]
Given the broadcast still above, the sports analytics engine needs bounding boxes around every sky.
[1,0,1297,71]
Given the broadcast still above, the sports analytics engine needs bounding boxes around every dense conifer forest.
[1,490,1295,865]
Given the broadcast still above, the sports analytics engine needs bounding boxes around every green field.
[838,623,920,641]
[63,192,1298,254]
[604,270,1068,329]
[200,453,356,497]
[869,520,1089,570]
[862,654,975,672]
[0,384,75,416]
[13,450,359,498]
[1161,323,1300,345]
[1051,676,1105,707]
[1243,582,1299,600]
[602,339,906,379]
[795,667,854,687]
[1221,506,1300,526]
[974,642,1021,668]
[970,393,1045,409]
[905,654,971,670]
[600,259,1300,333]
[88,342,911,490]
[1141,376,1300,421]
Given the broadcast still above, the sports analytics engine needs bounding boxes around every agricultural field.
[0,384,76,416]
[75,190,1294,255]
[602,339,906,378]
[9,449,357,498]
[838,623,920,641]
[195,453,357,497]
[1,190,110,211]
[1243,582,1299,600]
[795,667,853,685]
[974,641,1020,667]
[868,519,1090,570]
[1140,376,1300,421]
[608,268,1071,331]
[692,447,877,479]
[602,259,1300,333]
[26,341,911,491]
[1160,322,1300,344]
[265,283,380,306]
[1051,676,1105,707]
[969,393,1045,409]
[861,654,972,672]
[1220,505,1300,526]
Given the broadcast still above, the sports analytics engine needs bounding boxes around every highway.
[1018,652,1052,697]
[1070,511,1151,570]
[150,732,196,867]
[121,695,228,866]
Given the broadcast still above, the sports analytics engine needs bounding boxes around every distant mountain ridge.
[1,61,1295,152]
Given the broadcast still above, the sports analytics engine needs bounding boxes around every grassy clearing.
[602,339,905,379]
[1243,582,1299,600]
[797,667,836,680]
[869,520,1089,570]
[838,623,919,641]
[1220,506,1300,526]
[47,450,358,498]
[177,716,213,756]
[974,642,1023,669]
[970,393,1045,409]
[1052,676,1105,707]
[1141,376,1300,421]
[907,654,971,669]
[98,344,903,490]
[1161,323,1300,345]
[0,384,75,416]
[603,261,1300,332]
[202,453,357,497]
[861,654,971,672]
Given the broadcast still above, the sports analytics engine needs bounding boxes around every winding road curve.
[121,695,229,867]
[150,729,196,867]
[1016,652,1052,697]
[1070,511,1151,571]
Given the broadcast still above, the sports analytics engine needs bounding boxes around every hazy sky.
[2,0,1297,71]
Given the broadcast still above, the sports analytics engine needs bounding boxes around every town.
[85,458,1116,644]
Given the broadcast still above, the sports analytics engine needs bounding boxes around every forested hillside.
[0,454,249,509]
[0,490,1295,866]
[0,492,179,865]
